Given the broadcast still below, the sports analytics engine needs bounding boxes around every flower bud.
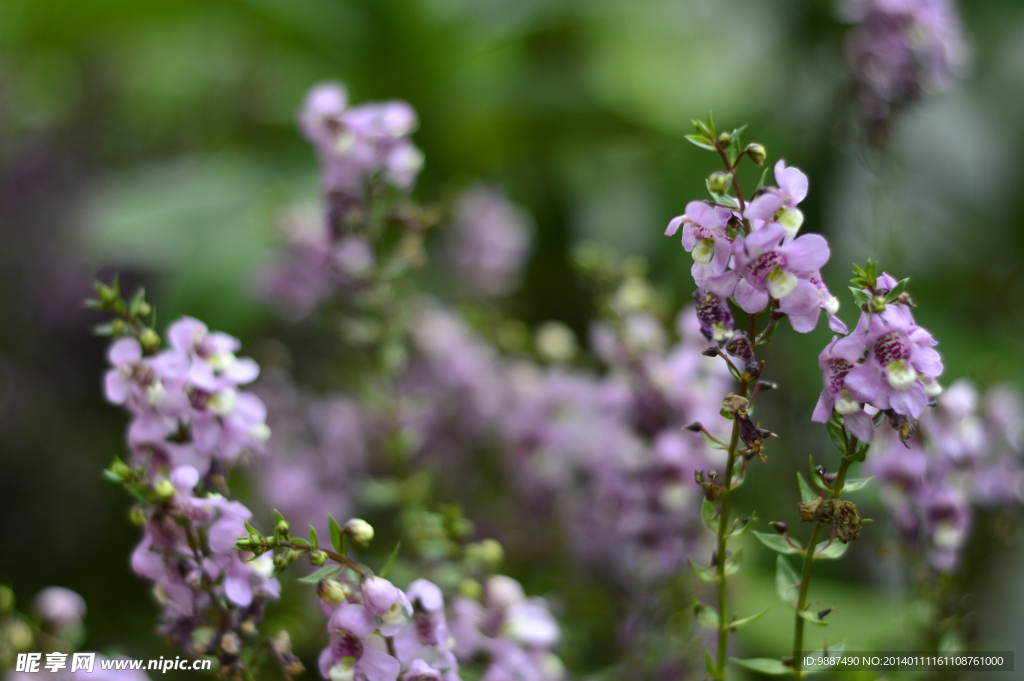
[318,578,351,605]
[111,319,127,336]
[745,143,766,166]
[154,478,175,501]
[136,301,152,317]
[770,521,788,535]
[220,632,242,656]
[273,551,290,570]
[717,131,732,146]
[870,296,887,313]
[139,328,160,351]
[0,585,13,612]
[309,550,328,566]
[707,171,732,195]
[110,458,132,480]
[465,539,504,569]
[275,519,290,537]
[4,620,33,652]
[235,537,254,551]
[343,518,374,546]
[684,422,704,432]
[458,579,482,600]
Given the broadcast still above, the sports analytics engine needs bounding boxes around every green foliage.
[688,557,719,583]
[693,600,720,629]
[380,541,401,579]
[775,556,800,606]
[754,530,803,556]
[814,539,850,561]
[731,657,791,676]
[797,473,818,503]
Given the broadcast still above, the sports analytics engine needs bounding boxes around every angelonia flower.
[102,320,279,671]
[839,0,967,135]
[300,82,424,216]
[812,272,943,442]
[33,587,86,631]
[444,185,533,298]
[666,160,845,336]
[867,379,1024,571]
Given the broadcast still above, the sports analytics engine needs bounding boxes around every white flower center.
[692,238,715,265]
[835,389,860,415]
[765,268,797,299]
[821,293,839,316]
[208,388,237,416]
[328,657,355,681]
[208,351,236,373]
[776,207,804,237]
[885,359,917,390]
[381,602,407,628]
[933,522,963,551]
[146,380,166,406]
[923,378,943,397]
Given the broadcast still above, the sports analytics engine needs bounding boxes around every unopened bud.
[745,143,766,166]
[343,518,374,546]
[273,552,290,570]
[136,301,152,317]
[220,632,242,656]
[265,535,279,549]
[110,319,126,336]
[717,131,732,146]
[239,619,258,637]
[756,380,778,392]
[234,537,254,551]
[817,607,834,620]
[701,347,719,357]
[5,620,33,652]
[275,519,290,537]
[707,171,732,195]
[155,479,175,501]
[458,579,482,601]
[0,585,13,611]
[317,578,351,605]
[770,521,789,535]
[309,550,328,566]
[191,627,216,655]
[138,328,160,351]
[110,458,132,480]
[815,465,827,477]
[465,539,504,569]
[683,422,704,432]
[870,296,886,313]
[707,469,719,481]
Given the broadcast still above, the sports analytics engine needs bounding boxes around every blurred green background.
[3,0,1024,677]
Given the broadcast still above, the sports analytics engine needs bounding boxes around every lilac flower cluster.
[867,379,1024,571]
[103,319,281,670]
[666,160,845,342]
[839,0,967,134]
[443,185,533,298]
[812,272,943,442]
[315,572,562,681]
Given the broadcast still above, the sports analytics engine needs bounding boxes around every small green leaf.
[380,541,401,578]
[814,539,850,561]
[703,649,720,679]
[688,557,719,583]
[809,456,830,492]
[309,525,319,549]
[274,509,286,525]
[848,287,872,305]
[724,546,742,577]
[840,477,874,493]
[798,609,830,627]
[797,473,818,503]
[93,322,115,336]
[730,606,770,630]
[731,658,790,676]
[128,287,146,316]
[329,515,343,554]
[702,498,718,533]
[727,513,754,539]
[849,442,869,462]
[693,600,719,629]
[296,565,343,584]
[775,555,800,606]
[826,421,847,454]
[754,166,770,192]
[685,134,716,151]
[701,431,727,451]
[290,537,311,548]
[754,530,802,556]
[884,277,909,302]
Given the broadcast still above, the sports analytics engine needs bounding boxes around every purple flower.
[665,202,733,278]
[394,580,458,674]
[693,289,734,343]
[33,587,86,630]
[318,604,401,681]
[743,160,808,237]
[360,577,412,636]
[731,222,831,332]
[811,334,876,441]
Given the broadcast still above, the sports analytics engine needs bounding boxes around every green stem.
[791,435,858,679]
[714,377,749,678]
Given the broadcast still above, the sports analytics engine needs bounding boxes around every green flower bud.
[343,518,374,546]
[136,301,152,317]
[466,539,504,569]
[309,550,328,566]
[111,319,127,336]
[707,171,732,195]
[139,328,160,351]
[110,458,132,480]
[273,552,289,571]
[870,295,887,313]
[129,505,147,526]
[745,143,766,166]
[275,519,290,537]
[717,131,732,146]
[317,578,351,605]
[458,578,482,601]
[220,631,242,656]
[0,585,13,611]
[155,479,175,501]
[234,537,254,551]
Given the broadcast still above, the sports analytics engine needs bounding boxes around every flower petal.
[734,277,769,313]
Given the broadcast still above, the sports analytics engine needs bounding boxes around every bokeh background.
[3,0,1024,677]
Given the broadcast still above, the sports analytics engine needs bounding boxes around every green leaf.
[848,286,872,306]
[884,277,909,302]
[707,190,739,209]
[688,557,719,583]
[728,513,754,539]
[703,649,720,679]
[814,538,850,561]
[701,431,727,451]
[693,600,719,629]
[754,166,770,192]
[849,442,869,463]
[798,609,830,627]
[93,322,115,336]
[309,525,319,549]
[296,565,343,585]
[724,546,742,577]
[775,555,800,606]
[380,541,401,578]
[685,134,716,151]
[329,515,343,554]
[754,530,802,555]
[702,498,718,533]
[731,658,790,676]
[128,287,146,316]
[290,537,310,548]
[729,606,770,630]
[840,476,874,493]
[826,421,847,454]
[274,509,286,525]
[809,456,830,492]
[797,473,818,503]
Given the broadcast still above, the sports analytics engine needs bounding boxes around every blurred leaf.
[724,546,742,576]
[702,498,718,532]
[380,541,401,578]
[685,134,716,151]
[798,609,829,627]
[840,477,874,493]
[814,538,850,561]
[728,513,754,539]
[693,600,719,629]
[754,530,802,555]
[701,431,728,450]
[826,421,847,454]
[730,606,770,630]
[797,473,817,503]
[329,515,343,554]
[703,649,719,679]
[775,555,800,606]
[688,557,719,583]
[296,565,343,585]
[731,658,790,676]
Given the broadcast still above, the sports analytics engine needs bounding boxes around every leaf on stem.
[702,498,718,533]
[296,565,343,584]
[797,473,818,503]
[753,530,802,555]
[687,557,719,583]
[329,515,343,554]
[380,541,401,578]
[729,606,770,630]
[884,278,909,303]
[840,477,874,493]
[692,600,720,629]
[724,546,742,577]
[814,539,850,561]
[731,658,790,676]
[775,555,800,606]
[849,286,872,306]
[798,609,830,627]
[701,431,728,451]
[727,513,755,539]
[703,649,720,680]
[826,421,847,454]
[809,456,830,492]
[685,134,716,151]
